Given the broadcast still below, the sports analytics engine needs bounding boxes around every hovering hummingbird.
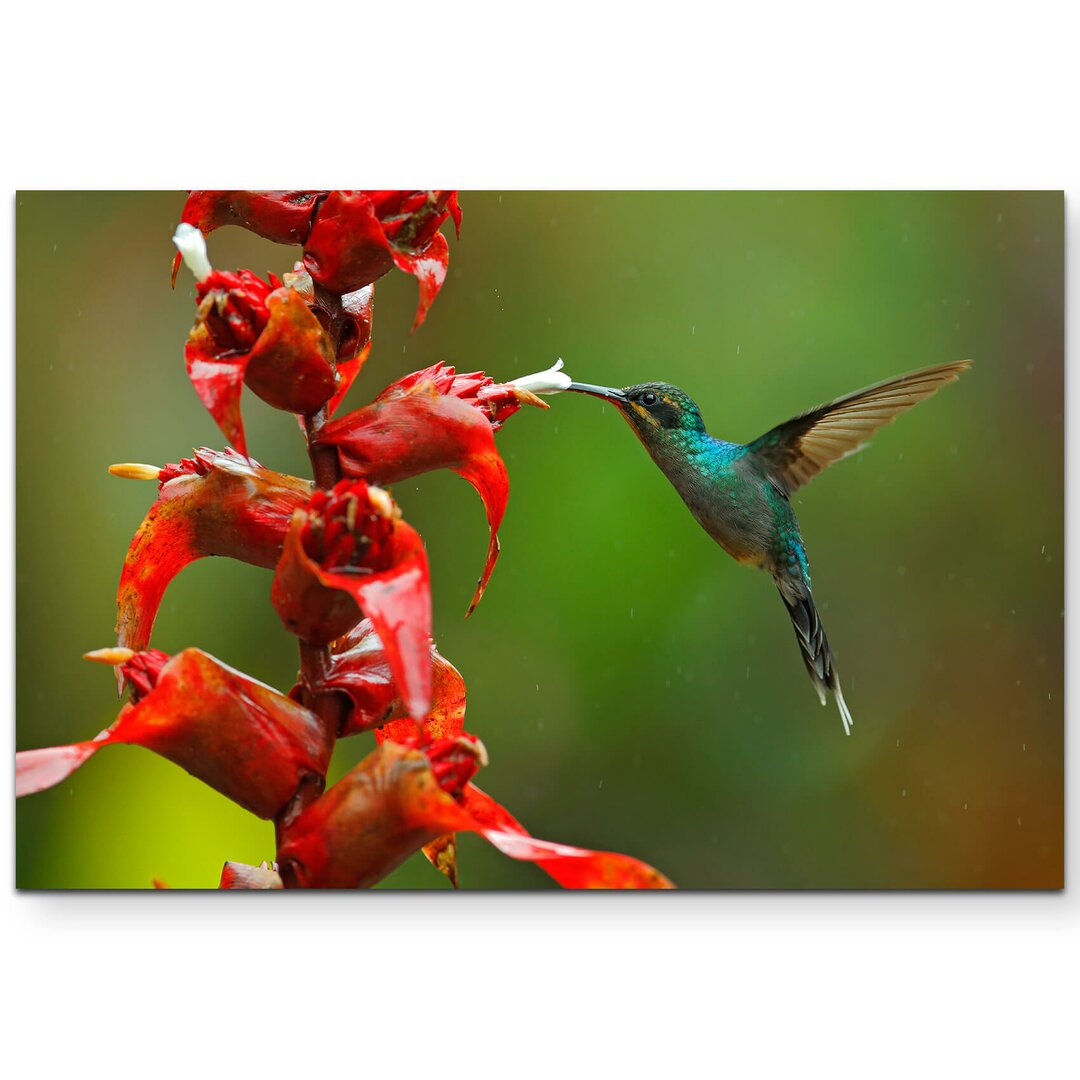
[566,360,971,734]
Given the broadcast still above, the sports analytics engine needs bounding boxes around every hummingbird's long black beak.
[566,382,628,403]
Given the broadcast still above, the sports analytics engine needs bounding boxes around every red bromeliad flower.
[110,448,312,668]
[16,190,676,891]
[315,361,563,614]
[174,189,460,330]
[303,190,460,328]
[16,648,331,820]
[175,225,339,457]
[272,480,432,721]
[274,740,673,890]
[282,266,374,416]
[305,618,466,740]
[313,617,469,885]
[172,192,325,281]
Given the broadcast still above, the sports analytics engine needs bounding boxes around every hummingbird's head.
[567,380,706,442]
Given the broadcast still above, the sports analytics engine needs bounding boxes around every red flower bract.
[172,190,327,285]
[175,189,459,329]
[271,480,433,721]
[316,364,546,614]
[114,448,312,677]
[282,267,374,416]
[313,618,468,887]
[185,274,338,457]
[275,741,674,890]
[303,190,459,327]
[305,618,466,740]
[16,649,331,819]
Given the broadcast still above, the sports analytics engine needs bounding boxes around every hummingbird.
[566,360,971,734]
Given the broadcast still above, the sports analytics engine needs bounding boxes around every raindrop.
[598,779,604,790]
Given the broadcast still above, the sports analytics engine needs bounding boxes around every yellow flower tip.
[109,462,162,481]
[367,485,398,520]
[512,386,550,410]
[474,737,490,768]
[453,735,489,768]
[83,646,137,666]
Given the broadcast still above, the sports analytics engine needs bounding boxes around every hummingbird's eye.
[641,391,658,407]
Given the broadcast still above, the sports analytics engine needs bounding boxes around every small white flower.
[172,222,213,283]
[509,357,573,395]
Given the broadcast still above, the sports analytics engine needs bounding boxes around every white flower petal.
[172,222,213,283]
[509,357,573,395]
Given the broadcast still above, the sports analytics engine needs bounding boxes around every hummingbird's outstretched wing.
[746,360,971,494]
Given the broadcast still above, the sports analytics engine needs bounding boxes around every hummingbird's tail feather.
[777,587,853,735]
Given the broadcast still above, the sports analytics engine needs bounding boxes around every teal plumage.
[567,360,972,735]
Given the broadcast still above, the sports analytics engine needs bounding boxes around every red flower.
[306,618,468,885]
[282,266,374,417]
[303,190,460,327]
[307,618,465,740]
[16,648,331,820]
[111,448,312,675]
[271,481,432,721]
[175,228,339,457]
[275,740,674,890]
[316,363,548,614]
[173,191,325,271]
[175,189,460,328]
[457,785,673,889]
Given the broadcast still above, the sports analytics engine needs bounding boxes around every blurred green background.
[15,191,1063,889]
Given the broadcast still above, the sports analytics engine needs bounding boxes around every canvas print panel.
[15,191,1063,888]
